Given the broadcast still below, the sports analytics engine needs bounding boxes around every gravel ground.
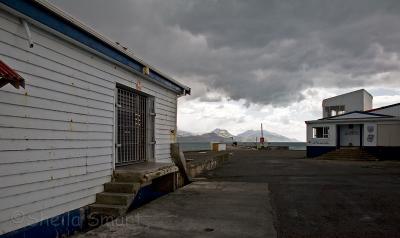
[203,149,400,238]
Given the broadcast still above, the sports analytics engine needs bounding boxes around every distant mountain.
[177,131,234,143]
[177,130,195,137]
[212,128,234,138]
[177,128,297,143]
[236,130,298,142]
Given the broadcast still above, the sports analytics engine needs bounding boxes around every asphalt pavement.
[75,149,400,238]
[204,150,400,238]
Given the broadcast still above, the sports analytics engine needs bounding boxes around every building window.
[325,105,345,117]
[116,84,155,165]
[338,105,345,115]
[313,127,329,138]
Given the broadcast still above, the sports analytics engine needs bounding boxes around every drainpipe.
[21,20,34,48]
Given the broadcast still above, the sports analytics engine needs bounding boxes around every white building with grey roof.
[306,89,400,159]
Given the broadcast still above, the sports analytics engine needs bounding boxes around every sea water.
[179,141,306,152]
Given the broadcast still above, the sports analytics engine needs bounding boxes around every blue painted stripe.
[306,146,336,158]
[0,0,186,94]
[130,183,165,210]
[0,209,82,238]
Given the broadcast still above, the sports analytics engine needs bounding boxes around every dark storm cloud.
[51,0,400,106]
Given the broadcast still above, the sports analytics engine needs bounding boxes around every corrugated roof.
[0,60,25,89]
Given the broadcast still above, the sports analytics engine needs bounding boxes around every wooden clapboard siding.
[0,7,178,235]
[0,115,113,132]
[0,102,114,125]
[0,185,104,229]
[0,193,97,236]
[0,139,113,151]
[0,169,112,199]
[0,147,112,164]
[0,176,110,211]
[0,88,113,118]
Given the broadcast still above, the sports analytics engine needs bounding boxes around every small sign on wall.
[136,80,142,91]
[309,138,330,145]
[364,123,376,146]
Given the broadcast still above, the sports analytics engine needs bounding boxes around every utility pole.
[260,123,265,148]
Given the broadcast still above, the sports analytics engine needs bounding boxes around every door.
[116,85,147,165]
[336,125,340,148]
[339,124,361,147]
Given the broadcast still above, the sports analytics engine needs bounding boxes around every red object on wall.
[0,60,25,89]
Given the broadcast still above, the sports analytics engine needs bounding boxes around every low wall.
[185,152,230,178]
[178,142,211,152]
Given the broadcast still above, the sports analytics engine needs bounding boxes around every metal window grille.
[116,86,148,165]
[147,97,156,161]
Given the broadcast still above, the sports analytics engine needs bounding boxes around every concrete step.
[96,192,134,206]
[319,157,364,161]
[317,149,379,161]
[113,171,145,183]
[104,182,140,193]
[325,152,359,154]
[89,203,126,218]
[324,153,361,156]
[325,155,360,157]
[325,154,361,156]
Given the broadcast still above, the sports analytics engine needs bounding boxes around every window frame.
[325,105,346,117]
[312,126,329,139]
[115,83,156,165]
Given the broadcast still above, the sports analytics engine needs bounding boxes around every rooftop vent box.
[322,89,373,118]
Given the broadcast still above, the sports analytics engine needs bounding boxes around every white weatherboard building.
[306,89,400,158]
[0,0,190,236]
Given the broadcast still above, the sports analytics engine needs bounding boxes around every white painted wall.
[0,8,178,235]
[306,123,337,146]
[212,143,226,151]
[307,120,400,148]
[377,124,400,146]
[363,91,373,111]
[322,89,372,117]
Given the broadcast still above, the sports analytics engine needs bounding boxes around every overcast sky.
[51,0,400,141]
